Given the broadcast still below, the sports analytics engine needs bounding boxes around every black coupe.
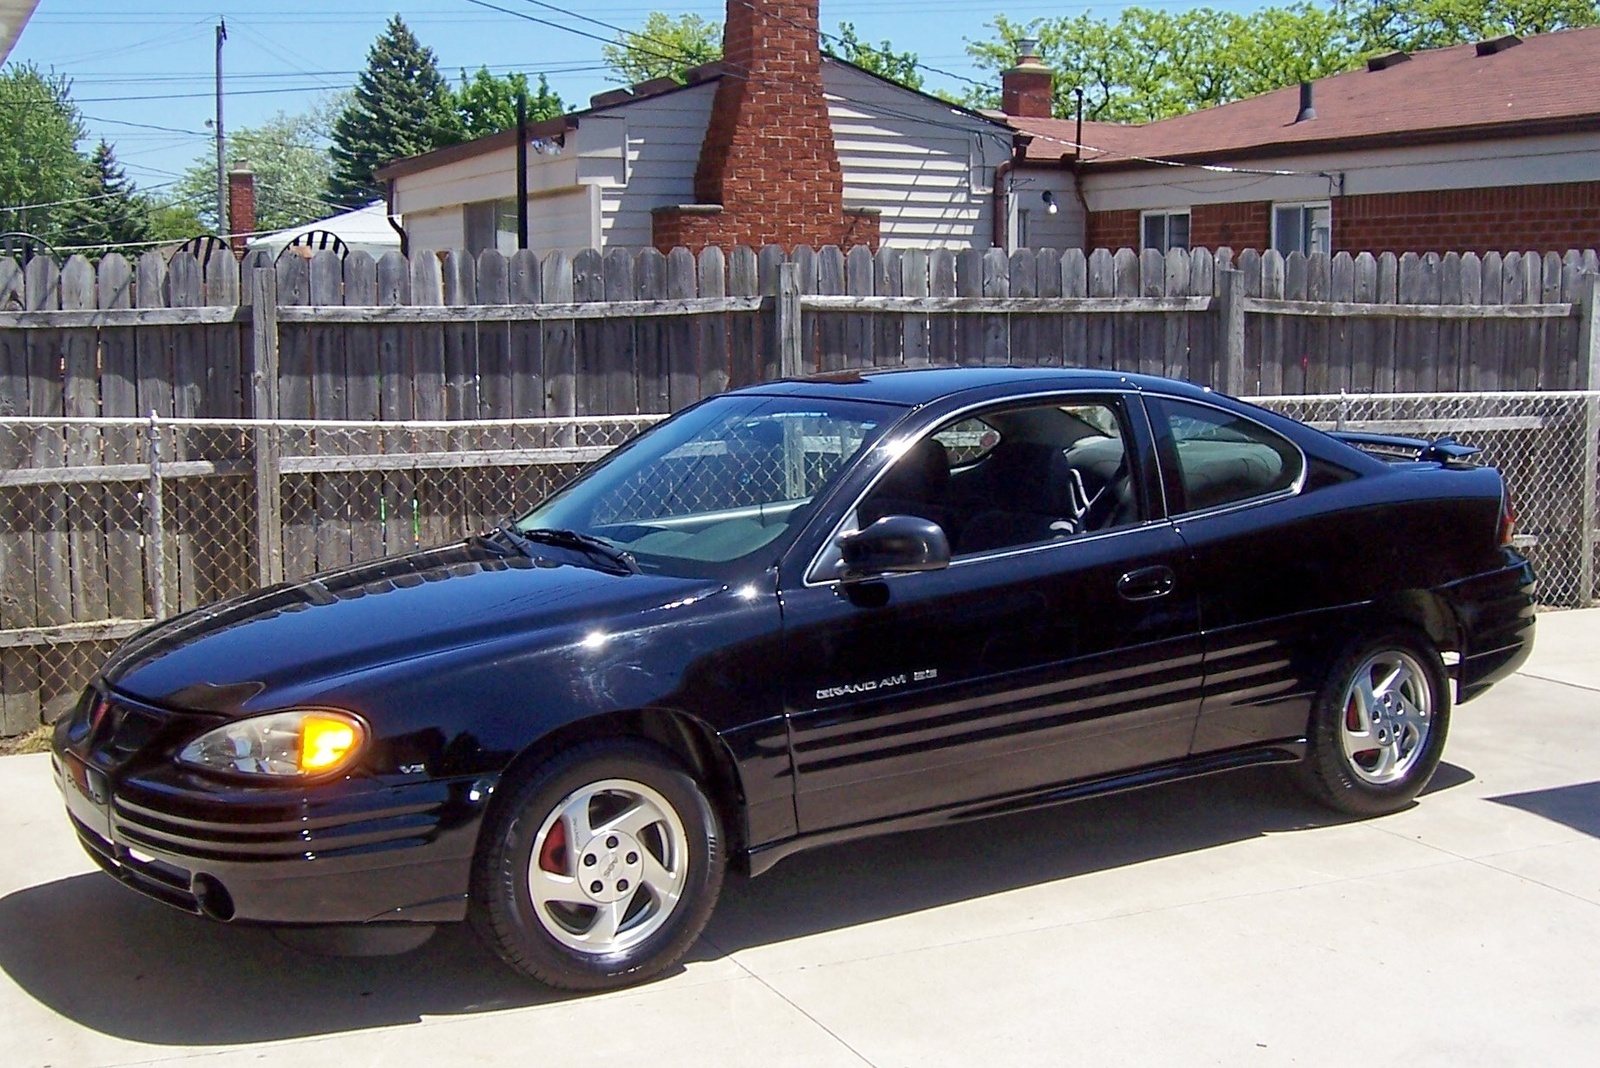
[53,367,1534,990]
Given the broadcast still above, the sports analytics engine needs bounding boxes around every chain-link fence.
[0,415,658,733]
[1254,391,1599,609]
[3,393,1596,736]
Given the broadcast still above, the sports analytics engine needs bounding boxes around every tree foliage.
[453,69,565,139]
[0,64,88,250]
[328,16,461,209]
[601,12,929,92]
[967,0,1600,121]
[601,12,723,85]
[179,101,340,234]
[1342,0,1599,52]
[57,140,151,255]
[824,22,924,89]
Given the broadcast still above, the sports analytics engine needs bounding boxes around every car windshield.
[516,394,894,577]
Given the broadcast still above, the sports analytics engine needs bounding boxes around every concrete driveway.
[3,611,1597,1067]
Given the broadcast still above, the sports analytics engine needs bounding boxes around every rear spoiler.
[1331,432,1482,467]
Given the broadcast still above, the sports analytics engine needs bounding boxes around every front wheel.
[470,739,724,990]
[1296,630,1450,817]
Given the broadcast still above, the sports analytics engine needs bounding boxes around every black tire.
[1295,628,1451,817]
[469,739,724,990]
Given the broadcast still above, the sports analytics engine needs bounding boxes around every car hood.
[102,543,720,715]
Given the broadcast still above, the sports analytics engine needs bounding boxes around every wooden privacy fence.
[2,245,1598,432]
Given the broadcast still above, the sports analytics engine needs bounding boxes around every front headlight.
[178,710,368,778]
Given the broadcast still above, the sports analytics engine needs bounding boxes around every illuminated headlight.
[178,710,368,778]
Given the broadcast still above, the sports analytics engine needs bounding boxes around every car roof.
[733,366,1219,408]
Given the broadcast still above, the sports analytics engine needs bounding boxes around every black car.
[53,367,1534,990]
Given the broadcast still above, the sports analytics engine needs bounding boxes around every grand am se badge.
[817,668,937,701]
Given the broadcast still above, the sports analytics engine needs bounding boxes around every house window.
[1273,202,1331,256]
[1141,210,1190,253]
[466,199,523,255]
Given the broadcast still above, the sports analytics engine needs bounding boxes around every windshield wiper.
[517,526,639,575]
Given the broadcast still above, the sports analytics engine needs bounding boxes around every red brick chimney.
[651,0,878,253]
[227,164,256,256]
[1001,38,1054,119]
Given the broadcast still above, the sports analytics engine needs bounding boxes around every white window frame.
[1271,201,1332,256]
[1140,209,1191,253]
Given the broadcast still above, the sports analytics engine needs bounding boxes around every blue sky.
[10,0,1257,202]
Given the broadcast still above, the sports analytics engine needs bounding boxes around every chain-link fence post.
[1577,273,1599,605]
[143,413,168,620]
[249,267,284,587]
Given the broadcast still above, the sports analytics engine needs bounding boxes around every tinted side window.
[1150,398,1302,513]
[858,398,1143,557]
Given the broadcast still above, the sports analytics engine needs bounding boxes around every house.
[375,0,1015,255]
[998,27,1600,256]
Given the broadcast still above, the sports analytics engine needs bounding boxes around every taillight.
[1498,489,1516,547]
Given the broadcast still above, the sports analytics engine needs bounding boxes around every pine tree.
[59,140,152,257]
[328,17,462,209]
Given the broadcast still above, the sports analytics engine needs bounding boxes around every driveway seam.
[700,933,879,1067]
[1366,820,1600,909]
[1514,669,1600,693]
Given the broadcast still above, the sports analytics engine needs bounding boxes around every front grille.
[70,812,201,914]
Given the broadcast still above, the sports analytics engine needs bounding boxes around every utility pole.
[215,19,228,239]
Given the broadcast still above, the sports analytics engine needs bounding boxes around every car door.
[779,392,1205,834]
[1142,394,1337,754]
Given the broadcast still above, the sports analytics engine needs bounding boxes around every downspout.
[385,179,408,257]
[992,134,1031,251]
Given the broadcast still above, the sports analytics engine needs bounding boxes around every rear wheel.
[1296,630,1450,817]
[470,739,724,990]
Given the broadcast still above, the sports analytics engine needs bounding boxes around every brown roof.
[1011,27,1600,168]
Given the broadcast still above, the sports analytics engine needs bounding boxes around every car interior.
[858,401,1141,555]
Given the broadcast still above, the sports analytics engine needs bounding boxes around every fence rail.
[3,392,1597,736]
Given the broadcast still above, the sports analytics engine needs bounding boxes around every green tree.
[328,16,461,209]
[453,69,565,139]
[0,64,88,249]
[178,101,340,233]
[967,1,1599,122]
[601,12,722,85]
[142,198,207,244]
[1340,0,1599,52]
[824,22,924,90]
[56,140,152,256]
[968,6,1354,122]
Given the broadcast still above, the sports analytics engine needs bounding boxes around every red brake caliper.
[539,817,569,874]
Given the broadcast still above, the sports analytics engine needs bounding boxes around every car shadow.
[0,762,1474,1046]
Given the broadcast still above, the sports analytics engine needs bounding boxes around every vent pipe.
[1295,81,1316,122]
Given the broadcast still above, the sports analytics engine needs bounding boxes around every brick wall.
[1191,201,1270,250]
[1086,209,1139,252]
[653,0,869,253]
[1334,181,1600,254]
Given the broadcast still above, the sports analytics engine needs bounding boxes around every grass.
[0,723,53,757]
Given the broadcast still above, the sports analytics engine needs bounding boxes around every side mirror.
[839,515,950,580]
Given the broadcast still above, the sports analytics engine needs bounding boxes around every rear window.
[1149,398,1302,513]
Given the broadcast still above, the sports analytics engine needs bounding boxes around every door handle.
[1117,565,1175,601]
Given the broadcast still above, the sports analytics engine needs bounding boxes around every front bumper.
[53,694,495,926]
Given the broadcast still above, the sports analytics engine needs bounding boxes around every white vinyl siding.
[403,207,464,254]
[594,82,718,250]
[823,62,1012,249]
[1017,182,1087,250]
